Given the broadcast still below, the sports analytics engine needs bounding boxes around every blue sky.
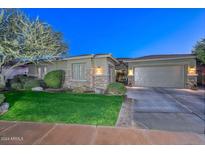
[23,8,205,58]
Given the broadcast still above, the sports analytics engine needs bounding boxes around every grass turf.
[0,91,123,126]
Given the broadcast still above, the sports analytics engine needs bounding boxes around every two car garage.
[134,65,185,88]
[125,54,197,88]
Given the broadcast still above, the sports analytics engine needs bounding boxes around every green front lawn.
[0,91,123,126]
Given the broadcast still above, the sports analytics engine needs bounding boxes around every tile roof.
[131,54,195,60]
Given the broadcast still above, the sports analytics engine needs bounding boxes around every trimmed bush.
[10,75,40,90]
[10,75,26,89]
[18,75,30,84]
[11,82,23,90]
[44,70,65,88]
[12,75,36,84]
[106,82,126,95]
[0,94,5,105]
[24,80,40,90]
[10,76,20,85]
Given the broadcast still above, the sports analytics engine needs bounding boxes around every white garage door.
[134,65,185,88]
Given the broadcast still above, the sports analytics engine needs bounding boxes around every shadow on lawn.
[4,91,25,108]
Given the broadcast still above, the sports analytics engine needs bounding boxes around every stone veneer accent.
[128,76,134,86]
[64,68,94,90]
[94,75,109,90]
[186,75,198,88]
[63,70,110,91]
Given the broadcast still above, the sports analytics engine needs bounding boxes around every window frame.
[72,63,87,81]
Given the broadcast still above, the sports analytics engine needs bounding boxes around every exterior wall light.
[128,68,133,76]
[95,66,103,75]
[188,66,197,76]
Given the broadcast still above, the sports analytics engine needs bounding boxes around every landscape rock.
[95,88,105,94]
[0,102,9,114]
[32,87,43,91]
[72,86,87,93]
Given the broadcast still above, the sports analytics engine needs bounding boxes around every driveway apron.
[124,87,205,134]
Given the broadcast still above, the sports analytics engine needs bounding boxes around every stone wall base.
[186,76,198,89]
[128,76,134,86]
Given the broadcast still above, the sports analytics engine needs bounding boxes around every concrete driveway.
[119,87,205,134]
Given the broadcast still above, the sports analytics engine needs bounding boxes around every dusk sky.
[23,8,205,58]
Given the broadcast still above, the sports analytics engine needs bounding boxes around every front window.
[38,67,41,78]
[72,63,86,80]
[44,66,47,75]
[38,66,47,78]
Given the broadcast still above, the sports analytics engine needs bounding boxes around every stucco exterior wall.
[93,57,108,90]
[127,58,197,88]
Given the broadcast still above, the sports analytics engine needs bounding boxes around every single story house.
[124,54,197,88]
[27,53,197,90]
[28,54,118,92]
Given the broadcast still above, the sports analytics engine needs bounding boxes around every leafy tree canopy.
[0,9,68,85]
[192,38,205,64]
[0,9,68,68]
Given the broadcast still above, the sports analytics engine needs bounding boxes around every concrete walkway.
[0,121,204,145]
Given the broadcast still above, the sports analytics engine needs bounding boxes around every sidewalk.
[0,121,204,145]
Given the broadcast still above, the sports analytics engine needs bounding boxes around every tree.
[0,9,68,85]
[192,38,205,64]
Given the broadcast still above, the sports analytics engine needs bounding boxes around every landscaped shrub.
[44,70,65,88]
[17,75,31,84]
[10,76,20,85]
[106,82,126,95]
[10,75,40,90]
[10,75,25,88]
[0,84,5,91]
[24,80,40,90]
[13,75,36,84]
[39,79,47,88]
[11,82,23,90]
[72,86,87,93]
[0,94,5,105]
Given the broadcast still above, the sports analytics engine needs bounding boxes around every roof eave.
[59,54,95,61]
[124,55,196,63]
[95,54,119,63]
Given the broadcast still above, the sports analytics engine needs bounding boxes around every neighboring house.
[124,54,197,88]
[28,54,118,91]
[1,65,28,81]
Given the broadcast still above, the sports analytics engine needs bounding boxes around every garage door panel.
[134,66,184,88]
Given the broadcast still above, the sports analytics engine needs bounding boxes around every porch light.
[95,66,103,75]
[188,66,197,76]
[128,68,133,76]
